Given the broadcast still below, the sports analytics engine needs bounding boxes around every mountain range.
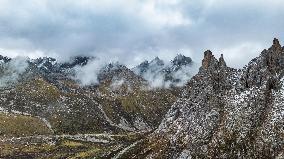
[0,39,284,158]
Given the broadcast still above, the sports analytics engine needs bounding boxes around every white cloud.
[0,48,48,59]
[0,0,283,69]
[74,58,107,86]
[0,57,28,87]
[139,0,191,27]
[212,42,265,68]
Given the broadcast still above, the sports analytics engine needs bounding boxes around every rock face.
[123,39,284,158]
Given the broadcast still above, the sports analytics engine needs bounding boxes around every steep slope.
[0,55,180,158]
[89,63,177,131]
[123,39,284,158]
[3,39,284,158]
[0,57,177,135]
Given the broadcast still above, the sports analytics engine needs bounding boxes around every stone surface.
[123,39,284,158]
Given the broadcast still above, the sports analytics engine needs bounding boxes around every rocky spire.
[201,50,228,70]
[270,38,282,53]
[261,38,284,71]
[202,50,218,69]
[218,54,227,67]
[201,50,228,74]
[273,38,281,47]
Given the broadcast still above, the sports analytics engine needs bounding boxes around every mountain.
[122,39,284,158]
[0,56,178,132]
[1,39,284,158]
[0,54,179,158]
[132,54,195,88]
[171,54,193,69]
[0,55,11,63]
[0,54,193,132]
[132,57,165,76]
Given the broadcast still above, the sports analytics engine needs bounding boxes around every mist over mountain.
[0,39,284,158]
[1,0,284,157]
[132,54,198,88]
[0,56,28,87]
[0,53,196,89]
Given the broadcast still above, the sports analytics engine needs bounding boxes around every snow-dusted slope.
[123,39,284,158]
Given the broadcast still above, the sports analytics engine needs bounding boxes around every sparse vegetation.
[0,112,52,137]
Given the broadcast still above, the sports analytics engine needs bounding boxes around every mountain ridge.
[1,39,284,158]
[121,38,284,158]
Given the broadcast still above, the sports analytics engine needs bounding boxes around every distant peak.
[172,54,192,66]
[141,60,149,64]
[150,57,164,66]
[271,38,282,52]
[175,54,185,59]
[0,55,11,63]
[138,60,149,68]
[60,56,93,69]
[153,56,161,61]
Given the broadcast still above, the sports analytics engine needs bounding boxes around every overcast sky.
[0,0,283,68]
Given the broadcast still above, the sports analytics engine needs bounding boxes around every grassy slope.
[0,112,52,137]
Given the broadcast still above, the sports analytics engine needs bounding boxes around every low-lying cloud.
[132,57,199,88]
[0,57,28,87]
[73,58,107,86]
[73,54,199,89]
[142,64,199,88]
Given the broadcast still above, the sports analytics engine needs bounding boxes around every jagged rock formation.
[172,54,193,68]
[122,39,284,158]
[0,55,11,63]
[1,39,284,158]
[132,54,195,88]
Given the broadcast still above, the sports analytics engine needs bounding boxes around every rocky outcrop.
[0,55,11,63]
[123,39,284,158]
